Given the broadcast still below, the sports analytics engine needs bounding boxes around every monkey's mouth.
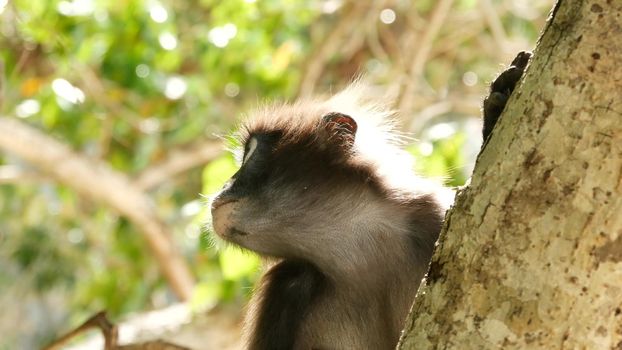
[229,227,249,236]
[211,196,238,211]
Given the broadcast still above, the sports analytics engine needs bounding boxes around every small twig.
[0,59,5,111]
[366,24,391,63]
[377,20,402,67]
[9,43,34,84]
[408,100,453,133]
[396,0,455,117]
[134,139,223,191]
[431,19,485,57]
[75,64,134,157]
[298,1,369,97]
[43,311,117,350]
[44,311,192,350]
[341,0,388,60]
[479,0,508,53]
[118,341,191,350]
[358,0,392,64]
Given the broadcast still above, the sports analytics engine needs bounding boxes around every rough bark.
[399,0,622,348]
[0,117,195,301]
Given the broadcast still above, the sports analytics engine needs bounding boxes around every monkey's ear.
[322,112,357,145]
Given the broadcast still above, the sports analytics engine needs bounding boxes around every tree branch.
[395,0,454,116]
[0,117,195,301]
[297,1,370,97]
[0,59,5,111]
[44,311,117,350]
[44,310,191,350]
[479,0,509,53]
[0,164,48,184]
[134,139,223,191]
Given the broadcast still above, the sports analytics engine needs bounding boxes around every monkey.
[210,52,530,349]
[483,51,532,142]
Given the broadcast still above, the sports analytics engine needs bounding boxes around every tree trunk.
[399,0,622,349]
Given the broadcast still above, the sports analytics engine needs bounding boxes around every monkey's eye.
[242,137,258,165]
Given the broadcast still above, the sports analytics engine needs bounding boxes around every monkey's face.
[210,112,371,258]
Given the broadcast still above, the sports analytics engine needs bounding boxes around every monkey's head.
[210,87,437,261]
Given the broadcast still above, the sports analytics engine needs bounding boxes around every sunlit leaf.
[202,153,238,195]
[190,280,222,310]
[218,246,259,280]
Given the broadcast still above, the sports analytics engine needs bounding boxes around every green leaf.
[202,153,238,195]
[458,0,477,10]
[218,246,259,280]
[191,281,222,310]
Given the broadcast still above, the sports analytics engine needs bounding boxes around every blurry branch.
[77,65,123,116]
[44,311,190,350]
[479,0,509,52]
[298,1,370,97]
[118,341,191,350]
[299,0,395,96]
[134,139,223,191]
[0,59,4,111]
[432,19,485,57]
[46,303,243,350]
[340,0,389,59]
[377,19,402,65]
[0,117,195,301]
[0,164,47,184]
[408,94,484,133]
[77,65,128,157]
[366,21,391,63]
[45,311,117,350]
[408,101,453,132]
[10,44,33,82]
[396,0,454,115]
[75,64,222,179]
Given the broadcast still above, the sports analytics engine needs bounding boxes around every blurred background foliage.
[0,0,553,348]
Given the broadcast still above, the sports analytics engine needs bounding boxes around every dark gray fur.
[210,90,452,349]
[211,56,528,348]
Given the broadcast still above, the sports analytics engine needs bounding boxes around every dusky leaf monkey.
[210,51,531,349]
